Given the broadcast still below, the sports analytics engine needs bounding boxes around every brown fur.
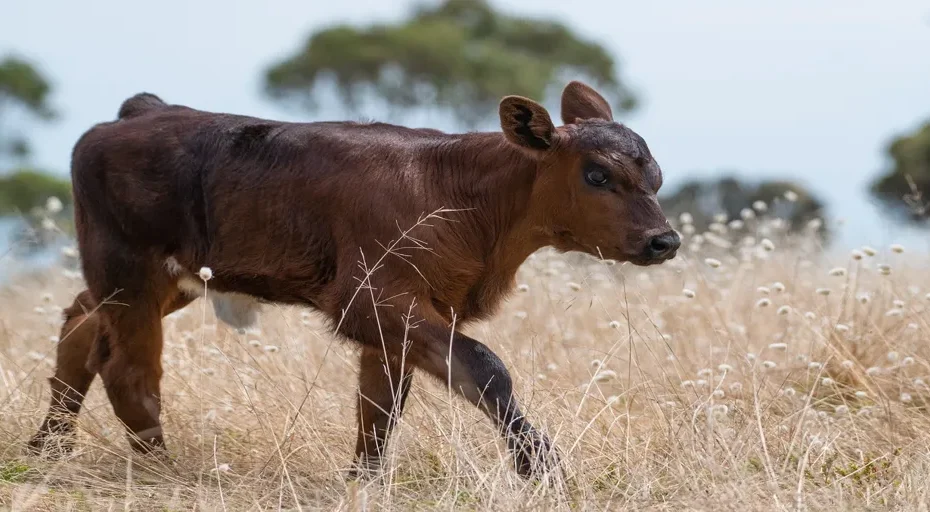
[29,81,679,479]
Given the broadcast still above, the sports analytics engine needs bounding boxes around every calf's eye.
[585,167,609,187]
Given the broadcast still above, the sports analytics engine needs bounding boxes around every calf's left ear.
[499,96,555,153]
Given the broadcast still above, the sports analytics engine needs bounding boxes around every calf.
[28,81,679,478]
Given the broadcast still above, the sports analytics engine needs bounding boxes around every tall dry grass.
[3,203,930,511]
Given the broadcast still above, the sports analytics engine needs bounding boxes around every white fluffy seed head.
[901,393,912,403]
[903,356,915,366]
[861,245,877,257]
[887,351,899,362]
[713,213,728,223]
[808,362,823,370]
[740,208,755,220]
[893,299,905,309]
[772,282,786,293]
[816,288,831,296]
[763,360,777,369]
[835,324,850,333]
[757,286,771,295]
[752,200,768,212]
[841,360,854,370]
[804,311,816,320]
[567,282,582,291]
[517,283,530,292]
[857,294,870,304]
[828,267,847,277]
[865,367,882,376]
[679,212,694,225]
[782,387,796,397]
[263,345,280,353]
[835,405,849,415]
[890,244,905,254]
[712,389,725,399]
[784,190,799,202]
[821,377,835,386]
[198,267,213,281]
[760,238,775,251]
[45,196,63,213]
[768,342,788,351]
[777,305,791,316]
[704,258,722,269]
[850,249,864,260]
[682,288,696,298]
[608,320,621,329]
[855,391,868,399]
[594,370,617,382]
[697,368,713,378]
[681,380,694,388]
[877,264,891,276]
[756,298,772,308]
[718,363,733,372]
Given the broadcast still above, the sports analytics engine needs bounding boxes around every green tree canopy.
[263,0,636,129]
[869,120,930,224]
[0,169,72,216]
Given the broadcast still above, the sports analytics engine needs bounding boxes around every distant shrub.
[0,169,72,216]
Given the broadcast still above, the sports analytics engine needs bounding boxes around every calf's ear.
[499,96,555,153]
[560,80,613,124]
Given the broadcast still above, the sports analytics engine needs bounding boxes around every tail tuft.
[117,92,167,120]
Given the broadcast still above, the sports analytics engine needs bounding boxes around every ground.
[2,205,930,511]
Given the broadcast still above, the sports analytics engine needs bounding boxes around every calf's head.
[499,81,680,266]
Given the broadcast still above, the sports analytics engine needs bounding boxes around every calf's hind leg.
[28,287,193,457]
[28,290,101,456]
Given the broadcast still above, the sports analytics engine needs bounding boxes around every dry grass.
[3,207,930,511]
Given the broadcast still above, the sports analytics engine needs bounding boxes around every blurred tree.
[263,0,636,129]
[659,175,830,242]
[0,169,72,216]
[0,54,72,257]
[0,54,57,161]
[868,120,930,224]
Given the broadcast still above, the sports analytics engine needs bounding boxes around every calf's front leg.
[341,297,558,478]
[411,326,558,478]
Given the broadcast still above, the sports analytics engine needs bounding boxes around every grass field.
[3,208,930,511]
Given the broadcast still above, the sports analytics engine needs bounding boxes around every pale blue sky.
[2,0,929,252]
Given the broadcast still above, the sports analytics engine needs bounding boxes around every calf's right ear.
[499,96,555,153]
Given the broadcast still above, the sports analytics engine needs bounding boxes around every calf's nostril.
[650,237,669,253]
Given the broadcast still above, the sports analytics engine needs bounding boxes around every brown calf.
[28,81,679,478]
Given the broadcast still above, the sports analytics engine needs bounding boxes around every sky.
[1,0,929,252]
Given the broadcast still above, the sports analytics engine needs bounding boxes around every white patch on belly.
[176,276,261,329]
[211,293,261,329]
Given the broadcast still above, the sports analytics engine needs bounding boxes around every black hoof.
[510,431,561,480]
